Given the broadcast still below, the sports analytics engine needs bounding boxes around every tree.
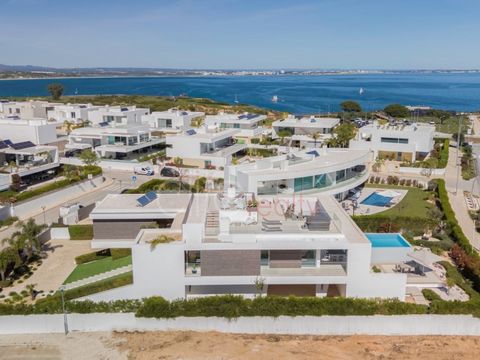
[0,248,19,282]
[47,83,64,100]
[79,149,99,166]
[340,100,362,113]
[8,219,46,261]
[428,110,451,124]
[277,129,293,145]
[327,123,357,148]
[384,104,409,118]
[254,276,265,297]
[63,120,74,135]
[311,132,321,148]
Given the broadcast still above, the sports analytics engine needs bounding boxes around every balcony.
[261,264,346,277]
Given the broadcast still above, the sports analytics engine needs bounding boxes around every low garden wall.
[1,313,480,335]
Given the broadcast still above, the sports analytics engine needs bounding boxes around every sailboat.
[234,94,239,104]
[272,95,279,103]
[359,88,365,95]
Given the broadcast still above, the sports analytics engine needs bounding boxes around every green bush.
[75,249,110,265]
[0,216,18,228]
[110,248,132,260]
[135,295,427,319]
[69,225,94,240]
[422,289,441,302]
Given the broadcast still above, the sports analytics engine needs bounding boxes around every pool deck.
[342,187,408,216]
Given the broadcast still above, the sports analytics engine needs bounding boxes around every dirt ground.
[1,331,480,360]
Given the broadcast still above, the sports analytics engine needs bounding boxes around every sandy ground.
[1,331,480,360]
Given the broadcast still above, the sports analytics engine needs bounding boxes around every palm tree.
[8,219,46,261]
[0,248,19,282]
[63,120,74,135]
[311,132,321,148]
[149,235,175,250]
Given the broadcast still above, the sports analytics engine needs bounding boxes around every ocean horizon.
[1,73,479,114]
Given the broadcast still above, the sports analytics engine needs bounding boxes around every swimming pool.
[366,233,411,248]
[361,193,392,206]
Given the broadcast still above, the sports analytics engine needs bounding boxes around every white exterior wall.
[349,124,435,160]
[87,108,149,126]
[0,122,57,145]
[166,136,203,158]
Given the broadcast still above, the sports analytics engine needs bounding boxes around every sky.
[1,0,480,69]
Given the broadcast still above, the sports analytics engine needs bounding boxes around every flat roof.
[273,116,340,129]
[237,148,370,176]
[167,128,239,141]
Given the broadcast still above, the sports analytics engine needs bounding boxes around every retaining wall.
[1,314,480,335]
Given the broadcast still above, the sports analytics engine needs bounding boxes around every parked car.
[134,167,155,176]
[160,166,180,177]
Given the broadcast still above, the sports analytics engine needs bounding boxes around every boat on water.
[234,94,239,104]
[272,95,278,103]
[359,88,365,95]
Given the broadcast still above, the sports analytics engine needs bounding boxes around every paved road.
[0,169,152,245]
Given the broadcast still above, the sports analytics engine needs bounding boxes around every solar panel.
[306,150,319,157]
[98,122,109,127]
[136,195,150,207]
[3,139,13,146]
[0,141,8,150]
[10,141,35,150]
[185,129,196,136]
[145,191,157,201]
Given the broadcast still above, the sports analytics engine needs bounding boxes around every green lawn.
[414,115,469,135]
[365,184,434,218]
[64,255,132,284]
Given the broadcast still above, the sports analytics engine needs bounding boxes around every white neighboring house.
[204,112,267,139]
[166,127,245,169]
[349,122,436,162]
[47,103,100,124]
[226,148,371,200]
[0,139,60,191]
[0,117,58,145]
[85,191,407,302]
[87,106,149,126]
[67,124,164,159]
[0,100,61,119]
[272,115,340,148]
[142,109,204,133]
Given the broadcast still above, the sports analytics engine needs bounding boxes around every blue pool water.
[361,193,392,206]
[366,233,411,248]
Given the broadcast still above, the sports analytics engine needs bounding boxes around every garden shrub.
[110,249,132,260]
[69,225,94,240]
[75,249,110,265]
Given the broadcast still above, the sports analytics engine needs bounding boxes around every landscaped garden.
[64,253,132,284]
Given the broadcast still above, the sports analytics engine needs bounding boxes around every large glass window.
[314,173,330,188]
[294,176,313,192]
[336,169,346,183]
[381,137,409,144]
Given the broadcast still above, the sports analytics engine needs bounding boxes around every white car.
[134,166,155,176]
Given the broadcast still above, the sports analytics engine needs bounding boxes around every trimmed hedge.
[352,215,433,236]
[436,179,476,254]
[69,225,94,240]
[422,289,442,302]
[75,249,110,265]
[111,248,132,260]
[135,295,427,319]
[0,216,18,228]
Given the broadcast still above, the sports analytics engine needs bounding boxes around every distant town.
[1,64,480,79]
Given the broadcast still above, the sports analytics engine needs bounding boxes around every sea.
[1,73,479,114]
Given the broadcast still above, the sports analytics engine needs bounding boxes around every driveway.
[4,239,92,298]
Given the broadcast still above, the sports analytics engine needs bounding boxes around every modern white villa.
[47,103,100,124]
[67,124,164,159]
[349,122,436,162]
[86,190,407,302]
[0,117,58,145]
[225,148,371,200]
[86,106,149,126]
[272,115,340,148]
[204,112,267,139]
[0,100,61,119]
[142,109,205,133]
[165,127,246,168]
